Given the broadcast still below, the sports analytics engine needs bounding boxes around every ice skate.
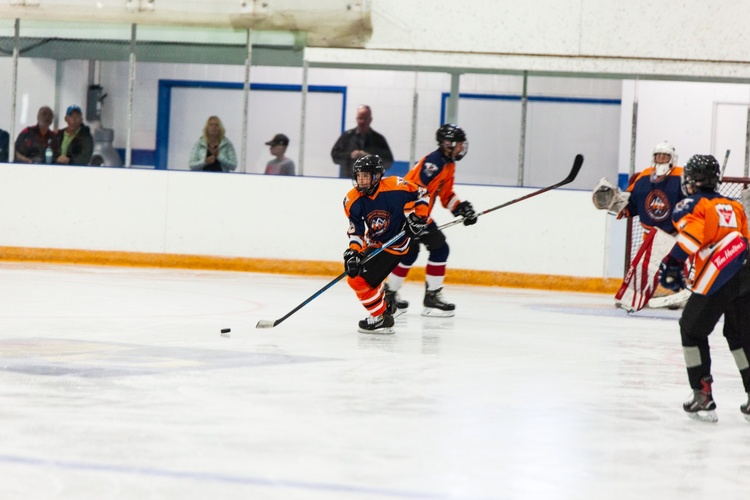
[683,376,718,422]
[741,392,750,423]
[422,287,455,317]
[384,283,408,318]
[357,313,395,334]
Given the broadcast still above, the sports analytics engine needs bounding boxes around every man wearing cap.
[331,104,393,179]
[52,105,93,166]
[264,133,296,176]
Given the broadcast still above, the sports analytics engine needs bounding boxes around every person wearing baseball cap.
[264,133,295,176]
[51,104,93,166]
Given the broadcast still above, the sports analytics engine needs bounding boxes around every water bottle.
[45,141,53,164]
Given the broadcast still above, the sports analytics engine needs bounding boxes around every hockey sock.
[425,260,446,291]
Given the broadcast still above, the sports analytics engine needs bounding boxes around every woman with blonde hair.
[188,115,237,172]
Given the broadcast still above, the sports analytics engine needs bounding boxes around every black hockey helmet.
[352,154,385,195]
[436,123,468,161]
[682,154,720,194]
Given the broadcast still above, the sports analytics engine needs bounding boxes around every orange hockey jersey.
[670,191,749,295]
[404,149,464,218]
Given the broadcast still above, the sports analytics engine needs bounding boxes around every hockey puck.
[220,328,231,334]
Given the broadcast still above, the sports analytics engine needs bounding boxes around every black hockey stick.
[256,153,583,329]
[439,153,584,230]
[719,149,731,181]
[256,229,410,328]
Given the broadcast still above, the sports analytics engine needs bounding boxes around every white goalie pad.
[592,177,630,215]
[615,227,679,312]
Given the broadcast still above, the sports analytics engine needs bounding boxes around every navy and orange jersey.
[670,191,750,295]
[343,176,430,256]
[404,150,462,218]
[621,166,684,233]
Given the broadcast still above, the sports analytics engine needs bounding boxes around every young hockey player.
[658,154,750,423]
[592,140,686,311]
[343,155,430,334]
[383,124,477,318]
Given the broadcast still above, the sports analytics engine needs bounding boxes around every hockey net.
[626,176,750,299]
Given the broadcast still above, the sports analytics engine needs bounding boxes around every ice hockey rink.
[1,262,749,500]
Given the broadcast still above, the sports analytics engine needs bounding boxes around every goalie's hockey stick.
[720,149,731,181]
[256,153,584,329]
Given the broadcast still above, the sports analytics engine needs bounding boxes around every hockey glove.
[452,200,478,226]
[343,249,362,278]
[404,212,428,239]
[659,256,686,292]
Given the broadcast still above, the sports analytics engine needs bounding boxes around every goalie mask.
[682,154,720,195]
[352,154,385,196]
[651,140,678,179]
[436,123,468,161]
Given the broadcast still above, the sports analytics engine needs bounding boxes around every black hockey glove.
[659,256,686,292]
[452,200,478,226]
[404,212,428,239]
[343,249,362,278]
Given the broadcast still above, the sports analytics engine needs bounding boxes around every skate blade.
[392,308,407,319]
[687,410,718,423]
[421,307,455,318]
[743,413,750,423]
[357,326,396,335]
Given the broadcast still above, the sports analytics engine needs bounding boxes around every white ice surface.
[0,262,748,500]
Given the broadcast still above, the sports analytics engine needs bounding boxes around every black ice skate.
[384,283,408,318]
[741,392,750,423]
[683,376,718,422]
[422,287,455,318]
[357,313,395,334]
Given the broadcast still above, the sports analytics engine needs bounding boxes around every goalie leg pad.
[615,227,677,312]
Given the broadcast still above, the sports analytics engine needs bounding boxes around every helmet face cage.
[651,140,677,178]
[436,124,468,161]
[352,154,385,195]
[682,154,720,195]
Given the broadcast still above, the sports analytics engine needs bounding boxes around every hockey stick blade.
[255,230,407,329]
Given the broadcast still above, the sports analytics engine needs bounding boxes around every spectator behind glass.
[188,116,237,172]
[330,104,394,179]
[52,105,93,166]
[0,126,8,163]
[263,133,296,176]
[15,106,55,164]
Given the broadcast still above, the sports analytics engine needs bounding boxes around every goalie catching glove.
[659,255,686,292]
[592,177,630,215]
[452,200,478,226]
[343,249,361,278]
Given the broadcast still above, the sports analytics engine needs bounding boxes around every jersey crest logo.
[422,162,439,178]
[644,189,671,222]
[367,210,390,235]
[716,204,738,228]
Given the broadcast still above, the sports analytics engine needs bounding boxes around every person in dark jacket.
[331,105,393,179]
[52,105,93,166]
[0,127,9,163]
